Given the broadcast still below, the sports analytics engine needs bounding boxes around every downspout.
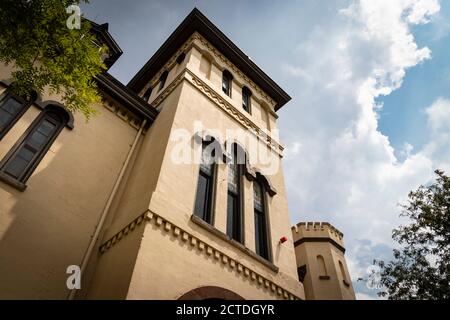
[68,119,147,300]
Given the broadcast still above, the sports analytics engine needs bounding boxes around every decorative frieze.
[102,96,143,129]
[99,209,299,300]
[186,69,284,156]
[192,33,277,110]
[149,67,284,157]
[144,32,277,112]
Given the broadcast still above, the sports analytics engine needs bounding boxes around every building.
[0,8,355,300]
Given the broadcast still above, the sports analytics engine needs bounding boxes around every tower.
[292,222,355,300]
[83,9,304,300]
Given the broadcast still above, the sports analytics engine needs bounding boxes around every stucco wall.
[0,66,140,299]
[124,74,303,298]
[294,242,355,300]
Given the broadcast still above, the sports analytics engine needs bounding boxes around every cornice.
[128,9,291,110]
[144,32,278,115]
[186,69,284,157]
[99,209,301,300]
[149,68,284,157]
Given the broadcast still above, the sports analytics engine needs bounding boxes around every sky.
[82,0,450,299]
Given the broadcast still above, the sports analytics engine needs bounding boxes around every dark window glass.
[242,87,251,113]
[222,70,233,97]
[0,94,29,139]
[0,110,65,183]
[158,71,169,91]
[226,144,243,242]
[176,52,186,64]
[194,140,216,223]
[254,180,269,259]
[142,86,152,102]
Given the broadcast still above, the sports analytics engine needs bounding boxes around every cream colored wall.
[0,66,141,299]
[124,76,303,299]
[186,45,278,137]
[99,84,183,242]
[127,217,297,299]
[81,32,300,300]
[293,242,355,300]
[142,34,280,139]
[330,247,355,300]
[83,84,185,299]
[85,223,146,300]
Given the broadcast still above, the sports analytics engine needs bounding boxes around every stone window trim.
[191,214,279,273]
[222,69,233,97]
[0,90,35,141]
[0,104,72,192]
[242,86,252,114]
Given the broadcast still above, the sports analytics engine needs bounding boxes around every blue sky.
[83,0,450,299]
[378,2,450,158]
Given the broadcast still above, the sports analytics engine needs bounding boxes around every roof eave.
[127,8,291,111]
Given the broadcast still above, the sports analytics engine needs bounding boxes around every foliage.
[375,170,450,300]
[0,0,106,119]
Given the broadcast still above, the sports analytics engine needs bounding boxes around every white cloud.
[425,97,450,132]
[279,0,446,299]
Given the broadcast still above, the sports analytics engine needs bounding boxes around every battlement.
[291,221,345,249]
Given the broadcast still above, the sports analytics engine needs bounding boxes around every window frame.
[158,70,169,92]
[0,91,33,140]
[193,139,218,225]
[222,70,233,97]
[242,86,252,114]
[142,86,153,102]
[176,52,186,64]
[253,179,272,261]
[0,106,68,190]
[226,144,244,243]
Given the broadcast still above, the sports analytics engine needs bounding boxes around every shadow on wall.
[0,109,132,299]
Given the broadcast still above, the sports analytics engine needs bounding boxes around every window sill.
[190,214,279,273]
[0,172,26,191]
[319,275,330,280]
[343,279,350,287]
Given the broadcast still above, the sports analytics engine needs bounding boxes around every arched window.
[199,53,213,80]
[254,179,269,259]
[0,90,33,140]
[194,139,217,224]
[226,143,244,243]
[317,255,328,278]
[339,260,350,286]
[142,86,152,102]
[176,52,186,64]
[242,86,252,114]
[222,70,233,97]
[0,105,69,189]
[158,70,169,92]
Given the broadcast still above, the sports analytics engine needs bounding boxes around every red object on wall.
[280,236,288,244]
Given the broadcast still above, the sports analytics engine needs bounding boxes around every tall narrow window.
[158,70,168,91]
[0,106,68,186]
[142,86,152,102]
[317,255,328,278]
[254,180,269,259]
[242,87,252,114]
[194,140,216,224]
[227,144,243,242]
[222,70,233,97]
[339,260,350,286]
[0,92,31,140]
[176,52,186,64]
